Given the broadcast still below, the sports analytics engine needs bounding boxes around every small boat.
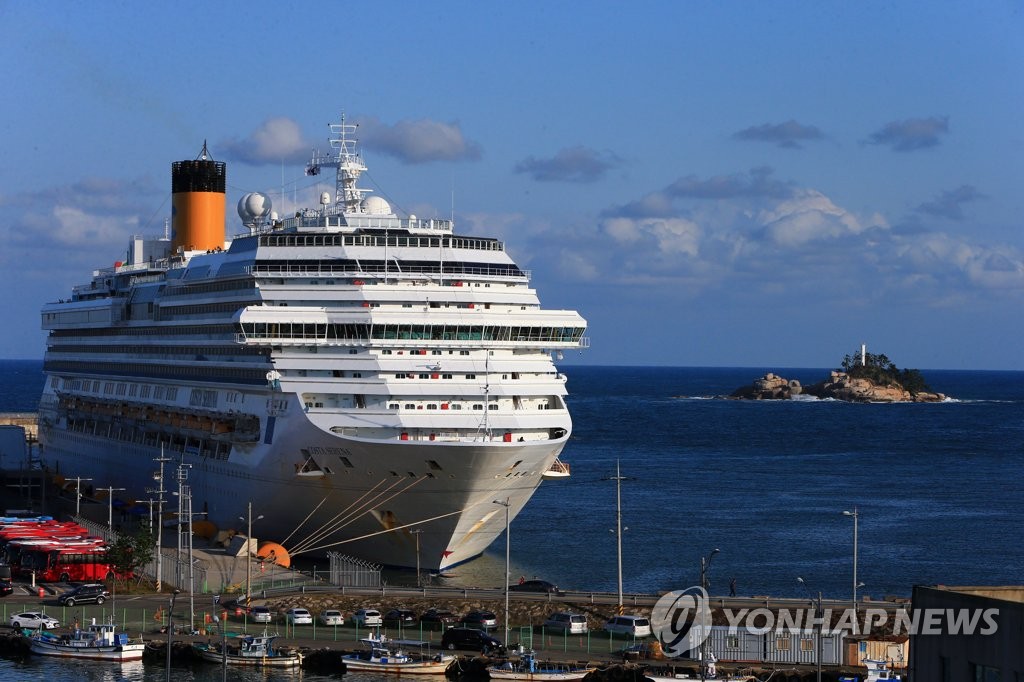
[487,651,594,681]
[345,635,453,675]
[192,631,303,668]
[29,621,145,661]
[541,458,571,479]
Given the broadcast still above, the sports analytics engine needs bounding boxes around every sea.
[1,360,1022,680]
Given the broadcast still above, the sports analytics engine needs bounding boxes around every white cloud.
[218,117,311,165]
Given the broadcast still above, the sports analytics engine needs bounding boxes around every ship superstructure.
[38,116,588,570]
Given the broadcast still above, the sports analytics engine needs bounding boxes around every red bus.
[20,544,113,582]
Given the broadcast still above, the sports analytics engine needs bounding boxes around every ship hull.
[38,400,566,571]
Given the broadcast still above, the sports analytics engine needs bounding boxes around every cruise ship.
[37,115,588,570]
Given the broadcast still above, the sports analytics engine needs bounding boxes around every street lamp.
[797,577,823,682]
[843,508,859,615]
[100,486,126,534]
[493,498,511,646]
[166,588,180,682]
[411,529,423,588]
[73,476,92,517]
[609,461,628,613]
[699,548,719,682]
[239,502,264,608]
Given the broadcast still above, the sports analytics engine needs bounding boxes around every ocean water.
[2,360,1021,604]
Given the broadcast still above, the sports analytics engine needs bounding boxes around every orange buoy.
[255,541,291,568]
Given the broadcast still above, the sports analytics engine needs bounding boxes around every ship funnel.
[171,142,226,252]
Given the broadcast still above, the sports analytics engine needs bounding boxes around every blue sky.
[1,1,1022,369]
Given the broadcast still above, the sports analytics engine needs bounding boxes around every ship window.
[389,403,399,410]
[473,404,483,410]
[425,472,435,479]
[427,460,442,471]
[418,373,429,379]
[339,457,353,468]
[466,374,476,379]
[511,460,523,469]
[460,350,469,355]
[488,404,498,410]
[427,404,437,410]
[405,404,415,409]
[382,349,392,355]
[442,374,452,379]
[450,404,462,410]
[390,471,399,477]
[408,471,416,478]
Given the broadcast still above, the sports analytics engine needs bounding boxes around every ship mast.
[305,113,371,213]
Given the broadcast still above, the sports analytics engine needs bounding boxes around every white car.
[285,608,313,625]
[353,608,383,627]
[320,609,345,626]
[250,606,273,623]
[604,615,652,638]
[10,612,59,629]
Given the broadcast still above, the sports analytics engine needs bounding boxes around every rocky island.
[730,350,947,403]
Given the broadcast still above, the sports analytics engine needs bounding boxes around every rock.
[732,371,945,403]
[729,373,800,400]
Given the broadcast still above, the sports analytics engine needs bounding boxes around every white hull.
[39,405,566,570]
[30,634,144,661]
[344,657,450,675]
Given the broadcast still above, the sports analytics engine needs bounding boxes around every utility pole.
[148,451,170,592]
[239,502,263,608]
[609,461,628,613]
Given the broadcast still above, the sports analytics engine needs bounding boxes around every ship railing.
[246,263,529,281]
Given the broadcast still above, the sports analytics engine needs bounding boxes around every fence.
[328,552,381,588]
[72,515,208,593]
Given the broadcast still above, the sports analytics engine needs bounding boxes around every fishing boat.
[343,640,452,675]
[29,621,144,661]
[192,631,303,668]
[487,651,595,681]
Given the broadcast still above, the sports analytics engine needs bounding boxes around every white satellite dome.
[237,192,272,225]
[361,196,392,215]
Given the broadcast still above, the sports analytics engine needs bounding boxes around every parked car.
[250,606,273,623]
[0,580,13,598]
[9,612,59,629]
[441,627,502,653]
[320,609,345,626]
[509,579,562,594]
[285,608,313,625]
[459,610,498,630]
[419,608,458,629]
[353,608,383,627]
[604,615,652,638]
[384,608,416,626]
[543,611,588,634]
[56,583,109,607]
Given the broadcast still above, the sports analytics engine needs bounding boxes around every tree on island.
[840,350,931,395]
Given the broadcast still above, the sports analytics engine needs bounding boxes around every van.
[544,611,588,634]
[604,615,651,638]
